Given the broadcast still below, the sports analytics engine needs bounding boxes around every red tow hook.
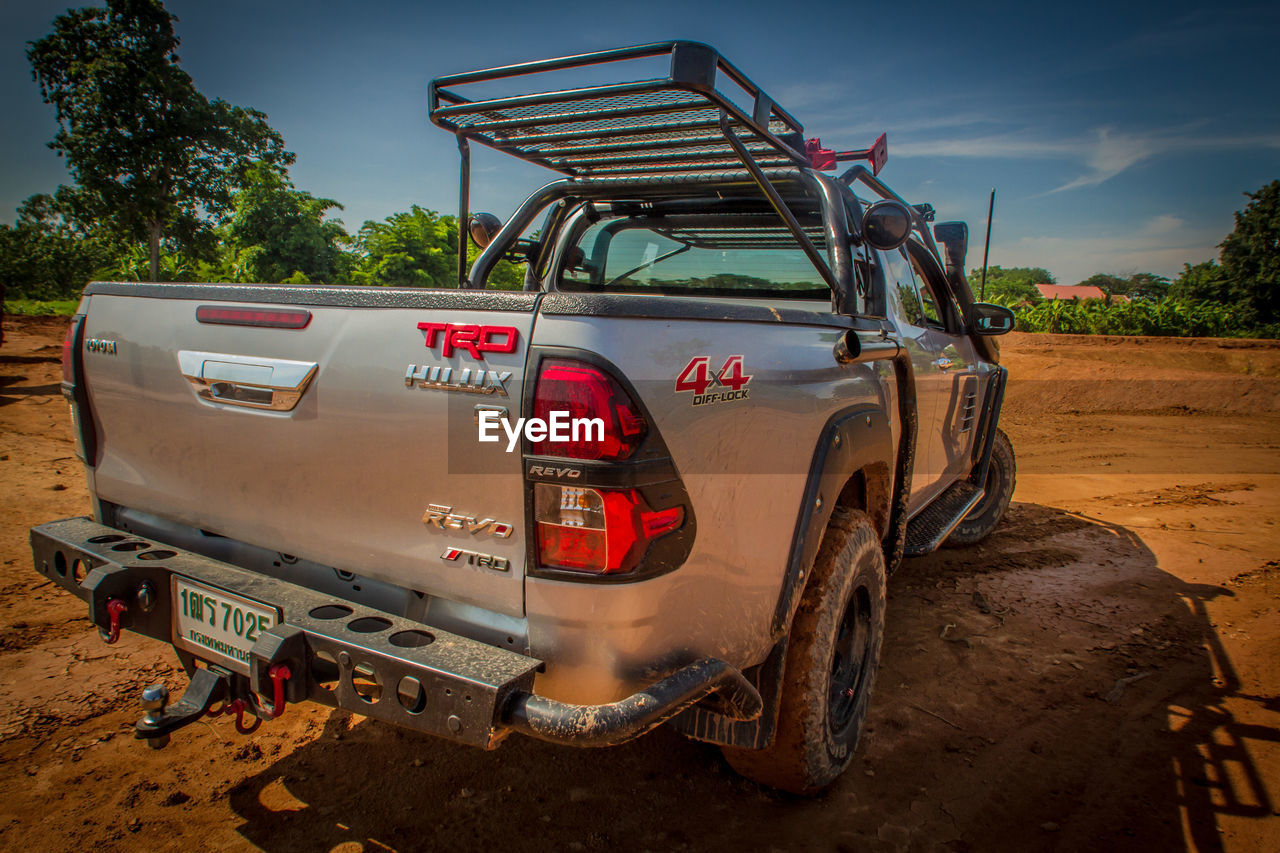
[100,598,128,644]
[207,698,261,735]
[206,664,291,736]
[259,664,292,719]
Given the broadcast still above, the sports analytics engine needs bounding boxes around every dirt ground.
[1,316,1277,852]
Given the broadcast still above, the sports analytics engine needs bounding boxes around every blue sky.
[2,0,1278,285]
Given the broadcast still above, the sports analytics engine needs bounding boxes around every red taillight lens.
[196,305,312,329]
[61,322,75,384]
[532,359,647,460]
[534,484,683,574]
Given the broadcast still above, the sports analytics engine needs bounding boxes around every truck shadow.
[226,502,1276,852]
[0,374,62,407]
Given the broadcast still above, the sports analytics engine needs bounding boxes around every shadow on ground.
[221,503,1276,852]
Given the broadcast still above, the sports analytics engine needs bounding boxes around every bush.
[1011,297,1277,339]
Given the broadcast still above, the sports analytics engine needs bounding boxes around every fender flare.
[769,404,895,637]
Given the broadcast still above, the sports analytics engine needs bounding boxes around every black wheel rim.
[829,584,873,738]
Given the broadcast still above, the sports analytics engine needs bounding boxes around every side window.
[906,253,942,327]
[882,249,924,327]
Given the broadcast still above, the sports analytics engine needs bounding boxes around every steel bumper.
[30,517,760,749]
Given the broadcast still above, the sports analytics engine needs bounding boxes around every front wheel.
[946,427,1016,546]
[721,508,886,794]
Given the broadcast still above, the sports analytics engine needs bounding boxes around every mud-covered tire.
[721,508,886,794]
[946,427,1016,546]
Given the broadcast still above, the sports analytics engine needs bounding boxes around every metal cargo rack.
[429,41,807,179]
[428,40,942,304]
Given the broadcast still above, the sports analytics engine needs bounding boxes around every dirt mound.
[1000,332,1280,417]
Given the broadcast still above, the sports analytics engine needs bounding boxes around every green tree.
[1077,273,1127,297]
[1219,179,1280,324]
[226,163,349,283]
[1169,260,1230,303]
[1124,272,1171,301]
[1077,272,1170,301]
[349,206,525,290]
[0,191,118,299]
[27,0,292,282]
[353,206,458,287]
[968,265,1052,302]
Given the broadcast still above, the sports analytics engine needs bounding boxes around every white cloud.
[1047,128,1157,193]
[1139,214,1186,236]
[894,125,1280,194]
[992,216,1225,284]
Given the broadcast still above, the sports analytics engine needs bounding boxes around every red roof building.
[1035,283,1108,301]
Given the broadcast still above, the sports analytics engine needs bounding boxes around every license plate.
[172,576,279,675]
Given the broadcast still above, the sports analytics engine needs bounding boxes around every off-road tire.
[946,427,1015,546]
[722,508,886,794]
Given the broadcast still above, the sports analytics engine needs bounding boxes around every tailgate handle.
[177,350,318,411]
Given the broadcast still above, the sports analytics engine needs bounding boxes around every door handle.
[178,350,318,411]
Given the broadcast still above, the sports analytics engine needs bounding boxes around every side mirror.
[468,212,503,248]
[862,200,913,251]
[970,302,1015,336]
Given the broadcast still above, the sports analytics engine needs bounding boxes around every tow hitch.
[135,663,293,748]
[135,668,229,749]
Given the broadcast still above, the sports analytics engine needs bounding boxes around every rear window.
[559,215,830,300]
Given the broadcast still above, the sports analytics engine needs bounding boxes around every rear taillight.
[61,319,77,384]
[534,483,683,574]
[531,359,646,460]
[61,314,94,463]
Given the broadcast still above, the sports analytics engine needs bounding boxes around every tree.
[1219,179,1280,324]
[353,206,458,288]
[1077,272,1170,301]
[968,265,1052,303]
[1169,260,1230,303]
[226,163,349,283]
[1077,273,1127,297]
[27,0,292,282]
[1124,272,1171,301]
[349,206,525,289]
[0,191,118,299]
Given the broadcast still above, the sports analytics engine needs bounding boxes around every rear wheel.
[946,427,1015,546]
[721,508,886,794]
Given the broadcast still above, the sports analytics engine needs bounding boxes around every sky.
[2,0,1278,286]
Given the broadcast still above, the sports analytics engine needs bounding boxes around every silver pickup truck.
[30,42,1016,794]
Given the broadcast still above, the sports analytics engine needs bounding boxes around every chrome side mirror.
[468,212,503,248]
[862,200,913,251]
[970,302,1015,336]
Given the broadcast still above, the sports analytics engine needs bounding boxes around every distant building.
[1034,283,1126,302]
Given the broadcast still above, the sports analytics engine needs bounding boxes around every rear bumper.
[30,517,759,749]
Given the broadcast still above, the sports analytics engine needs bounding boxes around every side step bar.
[902,481,984,557]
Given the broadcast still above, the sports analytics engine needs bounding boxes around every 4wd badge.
[675,355,751,406]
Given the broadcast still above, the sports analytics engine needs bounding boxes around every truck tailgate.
[80,288,533,618]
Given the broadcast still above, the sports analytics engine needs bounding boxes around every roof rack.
[429,41,808,179]
[428,42,896,293]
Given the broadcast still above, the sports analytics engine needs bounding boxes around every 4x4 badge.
[675,355,751,406]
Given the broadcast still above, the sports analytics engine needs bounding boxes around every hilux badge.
[405,364,511,396]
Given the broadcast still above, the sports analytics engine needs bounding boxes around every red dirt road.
[1,317,1278,852]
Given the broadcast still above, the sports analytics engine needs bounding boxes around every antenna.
[979,188,995,301]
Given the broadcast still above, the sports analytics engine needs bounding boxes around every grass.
[3,298,80,317]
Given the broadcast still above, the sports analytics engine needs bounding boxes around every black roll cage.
[428,40,952,320]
